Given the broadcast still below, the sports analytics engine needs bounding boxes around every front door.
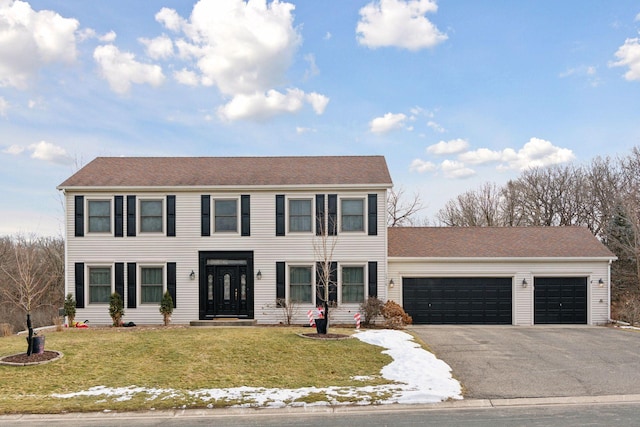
[205,265,249,317]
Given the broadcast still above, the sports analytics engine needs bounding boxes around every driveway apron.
[409,326,640,399]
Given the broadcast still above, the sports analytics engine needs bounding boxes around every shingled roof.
[58,156,393,188]
[388,226,616,259]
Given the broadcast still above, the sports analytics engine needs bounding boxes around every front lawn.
[0,326,393,414]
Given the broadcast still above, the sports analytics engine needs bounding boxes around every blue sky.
[1,0,639,236]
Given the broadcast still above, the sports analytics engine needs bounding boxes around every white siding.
[387,258,612,325]
[64,189,388,326]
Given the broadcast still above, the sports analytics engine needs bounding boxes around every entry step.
[190,319,257,327]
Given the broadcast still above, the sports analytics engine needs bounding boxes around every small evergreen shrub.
[159,291,174,326]
[64,293,76,326]
[109,292,124,327]
[381,300,413,329]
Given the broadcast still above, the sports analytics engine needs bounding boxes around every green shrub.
[109,292,124,327]
[159,291,174,326]
[64,293,76,325]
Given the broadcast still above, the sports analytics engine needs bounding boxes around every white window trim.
[287,197,314,234]
[213,197,240,234]
[287,263,314,305]
[87,264,113,305]
[139,264,166,305]
[138,198,165,235]
[339,197,366,233]
[340,264,366,305]
[86,198,113,235]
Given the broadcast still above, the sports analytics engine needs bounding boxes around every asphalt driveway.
[409,325,640,399]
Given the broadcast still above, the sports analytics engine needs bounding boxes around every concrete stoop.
[189,319,257,327]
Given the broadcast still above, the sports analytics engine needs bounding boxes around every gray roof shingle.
[388,226,616,259]
[58,156,393,188]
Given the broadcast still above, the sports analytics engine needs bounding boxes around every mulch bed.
[0,350,62,366]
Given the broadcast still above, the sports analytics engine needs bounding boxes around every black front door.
[204,264,250,317]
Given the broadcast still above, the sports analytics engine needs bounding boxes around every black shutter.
[368,261,378,298]
[368,194,377,236]
[201,195,210,236]
[127,263,137,308]
[127,195,136,237]
[115,263,125,299]
[315,194,325,236]
[316,262,338,306]
[74,196,84,237]
[275,195,285,236]
[167,195,176,237]
[74,263,84,308]
[276,262,285,306]
[114,196,124,237]
[167,262,177,308]
[328,194,337,236]
[241,195,250,236]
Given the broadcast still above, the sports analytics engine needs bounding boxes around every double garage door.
[403,277,587,325]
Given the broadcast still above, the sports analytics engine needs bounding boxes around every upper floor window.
[215,199,237,232]
[88,200,111,233]
[289,199,312,232]
[290,266,312,303]
[342,266,365,303]
[140,200,163,233]
[341,199,364,232]
[89,267,111,303]
[141,267,163,304]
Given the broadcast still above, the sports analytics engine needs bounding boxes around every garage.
[403,277,512,325]
[534,277,587,324]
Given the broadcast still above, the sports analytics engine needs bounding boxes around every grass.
[0,326,393,414]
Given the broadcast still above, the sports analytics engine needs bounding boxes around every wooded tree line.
[0,234,65,334]
[433,146,640,309]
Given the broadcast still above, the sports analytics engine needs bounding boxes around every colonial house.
[58,156,616,326]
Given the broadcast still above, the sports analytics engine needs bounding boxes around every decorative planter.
[315,318,327,334]
[32,336,45,354]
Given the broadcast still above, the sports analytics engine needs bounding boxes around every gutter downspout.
[608,259,612,322]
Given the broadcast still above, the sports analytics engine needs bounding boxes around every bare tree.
[0,234,63,355]
[313,213,338,333]
[387,187,426,227]
[436,183,503,226]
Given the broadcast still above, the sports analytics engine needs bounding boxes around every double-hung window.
[89,267,111,303]
[289,199,312,232]
[289,266,312,303]
[342,266,365,303]
[88,200,111,233]
[341,199,364,232]
[215,199,237,232]
[140,200,163,233]
[141,267,163,304]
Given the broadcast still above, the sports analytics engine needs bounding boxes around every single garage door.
[534,277,587,324]
[403,277,512,325]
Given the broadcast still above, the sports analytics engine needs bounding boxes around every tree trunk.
[26,313,33,356]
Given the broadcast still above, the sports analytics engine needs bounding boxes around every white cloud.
[4,141,73,165]
[218,89,305,121]
[370,112,407,133]
[427,120,445,133]
[409,158,436,173]
[458,138,574,171]
[93,44,165,95]
[174,68,199,86]
[0,97,8,117]
[324,32,332,40]
[356,0,447,50]
[303,53,319,80]
[306,92,329,114]
[635,13,640,22]
[155,7,186,33]
[99,30,117,43]
[610,38,640,81]
[427,139,469,155]
[139,34,174,60]
[296,126,316,134]
[0,0,79,89]
[440,159,475,179]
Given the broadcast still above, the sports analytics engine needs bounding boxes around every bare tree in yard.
[582,156,622,239]
[0,234,64,355]
[436,183,503,227]
[313,213,339,333]
[387,187,425,227]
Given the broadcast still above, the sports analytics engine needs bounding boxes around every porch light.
[257,270,262,280]
[522,278,528,288]
[189,270,195,280]
[598,278,604,287]
[389,279,395,288]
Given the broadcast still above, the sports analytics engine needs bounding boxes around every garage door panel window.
[342,266,364,303]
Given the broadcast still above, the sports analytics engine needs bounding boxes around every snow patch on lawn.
[51,329,462,407]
